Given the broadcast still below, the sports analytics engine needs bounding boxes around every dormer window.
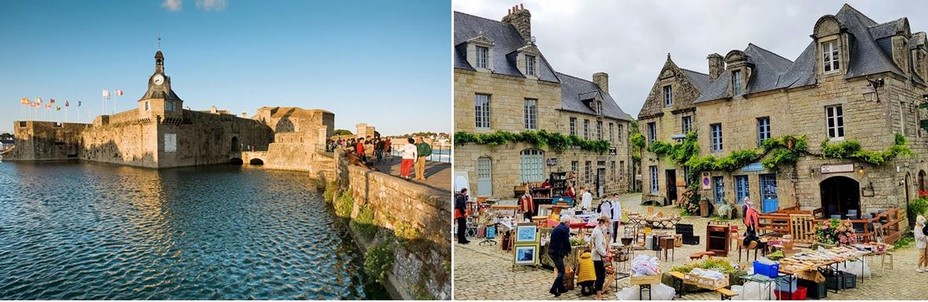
[593,100,603,115]
[476,46,489,69]
[663,85,672,107]
[732,70,743,95]
[823,40,840,72]
[525,55,536,76]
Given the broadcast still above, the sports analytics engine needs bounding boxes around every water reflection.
[0,161,377,299]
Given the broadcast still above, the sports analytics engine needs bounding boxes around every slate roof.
[454,10,632,121]
[681,69,711,93]
[453,12,559,82]
[557,72,633,121]
[694,4,912,103]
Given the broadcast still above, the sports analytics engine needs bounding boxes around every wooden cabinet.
[706,222,731,256]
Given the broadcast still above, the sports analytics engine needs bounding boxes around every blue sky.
[0,0,450,135]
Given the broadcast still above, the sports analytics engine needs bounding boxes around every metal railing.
[390,145,451,164]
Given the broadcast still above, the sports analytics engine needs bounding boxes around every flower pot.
[699,200,709,217]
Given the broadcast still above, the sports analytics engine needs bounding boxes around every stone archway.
[231,136,240,152]
[249,158,264,165]
[820,176,860,219]
[919,170,926,192]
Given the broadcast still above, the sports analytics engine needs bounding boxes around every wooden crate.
[629,273,662,285]
[684,273,729,290]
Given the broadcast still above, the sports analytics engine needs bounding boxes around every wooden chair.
[789,214,817,244]
[871,223,894,274]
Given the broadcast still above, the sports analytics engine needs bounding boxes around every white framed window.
[524,99,537,130]
[571,160,579,176]
[663,85,673,107]
[732,70,743,95]
[569,117,577,136]
[682,116,692,134]
[609,123,614,143]
[145,101,150,111]
[823,40,840,73]
[585,161,592,186]
[825,105,844,139]
[475,94,491,129]
[757,117,770,147]
[647,122,656,144]
[735,175,749,204]
[617,124,624,141]
[596,121,603,140]
[619,161,625,180]
[711,123,723,152]
[713,176,725,204]
[610,160,616,181]
[525,55,536,76]
[649,165,659,193]
[583,119,590,139]
[520,149,545,182]
[476,46,489,69]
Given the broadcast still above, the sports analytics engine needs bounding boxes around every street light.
[862,78,884,102]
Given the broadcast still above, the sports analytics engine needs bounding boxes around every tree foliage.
[454,130,612,153]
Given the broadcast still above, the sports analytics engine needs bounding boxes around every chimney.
[593,72,609,94]
[502,4,532,44]
[707,53,724,80]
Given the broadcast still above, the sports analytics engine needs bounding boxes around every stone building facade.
[454,6,634,199]
[8,50,336,170]
[639,4,928,224]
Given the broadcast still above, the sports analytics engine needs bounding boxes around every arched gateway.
[820,176,860,219]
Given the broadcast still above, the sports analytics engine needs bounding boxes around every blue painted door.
[760,174,778,213]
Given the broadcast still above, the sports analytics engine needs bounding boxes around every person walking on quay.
[916,215,927,272]
[580,186,593,211]
[548,216,571,297]
[610,193,622,244]
[519,185,535,222]
[414,136,432,181]
[384,138,393,161]
[374,138,385,163]
[399,137,418,180]
[355,137,366,163]
[591,215,610,300]
[455,188,470,245]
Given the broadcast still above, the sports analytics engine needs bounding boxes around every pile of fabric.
[630,255,660,276]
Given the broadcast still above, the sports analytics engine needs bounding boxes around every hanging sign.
[701,172,711,190]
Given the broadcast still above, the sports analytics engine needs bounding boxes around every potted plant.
[716,203,733,220]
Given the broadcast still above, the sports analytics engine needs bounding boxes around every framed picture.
[514,245,538,265]
[515,223,537,243]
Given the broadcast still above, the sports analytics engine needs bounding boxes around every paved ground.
[371,155,451,193]
[453,193,926,300]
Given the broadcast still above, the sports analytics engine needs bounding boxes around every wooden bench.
[688,251,716,260]
[717,287,738,300]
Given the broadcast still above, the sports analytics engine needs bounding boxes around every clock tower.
[139,50,184,119]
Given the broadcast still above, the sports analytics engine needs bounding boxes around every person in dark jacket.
[548,216,572,297]
[455,188,470,244]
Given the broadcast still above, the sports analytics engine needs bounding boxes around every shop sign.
[741,162,764,172]
[821,164,854,174]
[701,172,711,190]
[546,158,558,166]
[609,147,617,155]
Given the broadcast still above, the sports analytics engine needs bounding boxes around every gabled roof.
[693,4,911,104]
[681,69,711,93]
[453,11,559,82]
[557,72,632,121]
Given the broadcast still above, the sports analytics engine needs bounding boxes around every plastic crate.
[753,261,780,278]
[774,286,807,300]
[839,271,857,289]
[775,277,798,293]
[798,279,826,300]
[825,272,843,290]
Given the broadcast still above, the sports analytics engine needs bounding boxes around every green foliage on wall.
[819,133,914,165]
[364,240,396,284]
[323,181,338,202]
[335,191,354,218]
[454,130,612,153]
[354,206,378,240]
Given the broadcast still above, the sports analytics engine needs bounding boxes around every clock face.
[153,74,165,86]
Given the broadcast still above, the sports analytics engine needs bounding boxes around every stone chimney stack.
[707,53,724,80]
[502,4,532,44]
[593,72,609,94]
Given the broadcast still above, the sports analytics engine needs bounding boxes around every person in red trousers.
[399,137,418,180]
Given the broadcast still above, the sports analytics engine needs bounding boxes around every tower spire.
[157,33,161,51]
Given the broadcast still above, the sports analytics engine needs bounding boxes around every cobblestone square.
[454,193,927,300]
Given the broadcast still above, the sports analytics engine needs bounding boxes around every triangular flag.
[65,100,70,107]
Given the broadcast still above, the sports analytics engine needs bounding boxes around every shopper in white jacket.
[399,138,418,180]
[916,215,927,272]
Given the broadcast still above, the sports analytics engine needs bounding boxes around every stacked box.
[798,279,827,300]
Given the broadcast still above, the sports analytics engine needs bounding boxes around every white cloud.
[453,0,928,117]
[163,0,182,12]
[196,0,228,12]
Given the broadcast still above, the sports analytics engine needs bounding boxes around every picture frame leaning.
[515,223,537,243]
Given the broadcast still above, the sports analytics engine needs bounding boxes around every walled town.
[454,3,928,300]
[2,49,451,300]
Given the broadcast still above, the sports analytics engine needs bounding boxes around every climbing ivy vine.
[454,130,612,153]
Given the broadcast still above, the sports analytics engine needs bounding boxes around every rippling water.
[0,161,382,299]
